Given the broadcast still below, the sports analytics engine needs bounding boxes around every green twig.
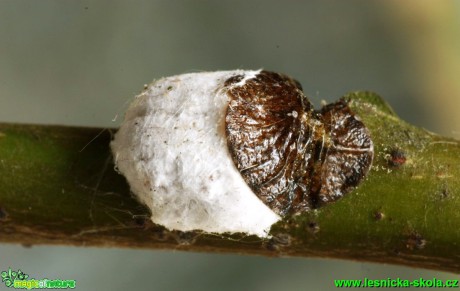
[0,92,459,273]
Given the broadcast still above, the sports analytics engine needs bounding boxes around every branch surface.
[0,92,459,273]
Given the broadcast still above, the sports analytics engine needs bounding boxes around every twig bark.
[0,92,459,273]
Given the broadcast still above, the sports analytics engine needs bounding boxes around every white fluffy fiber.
[111,70,280,237]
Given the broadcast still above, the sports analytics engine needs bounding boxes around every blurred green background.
[1,1,459,290]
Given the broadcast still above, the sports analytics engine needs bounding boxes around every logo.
[1,268,76,289]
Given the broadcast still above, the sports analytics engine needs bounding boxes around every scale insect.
[111,70,374,237]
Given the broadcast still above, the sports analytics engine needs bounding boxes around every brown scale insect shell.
[224,70,374,216]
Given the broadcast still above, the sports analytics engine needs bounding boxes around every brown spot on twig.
[307,222,320,234]
[435,166,452,179]
[388,148,406,168]
[406,232,426,250]
[373,211,385,221]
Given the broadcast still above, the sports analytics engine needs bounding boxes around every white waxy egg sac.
[111,70,280,237]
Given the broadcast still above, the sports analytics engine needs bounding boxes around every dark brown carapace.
[224,71,373,216]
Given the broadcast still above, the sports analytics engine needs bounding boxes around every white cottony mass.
[111,70,280,237]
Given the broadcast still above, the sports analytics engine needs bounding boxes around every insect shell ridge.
[224,71,374,216]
